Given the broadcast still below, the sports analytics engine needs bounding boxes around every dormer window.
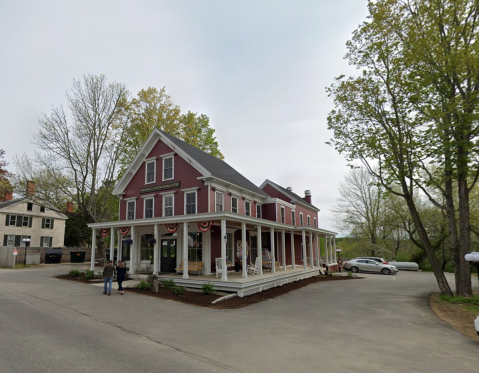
[145,159,156,184]
[163,156,174,181]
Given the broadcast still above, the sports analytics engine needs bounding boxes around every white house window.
[42,218,54,229]
[127,200,136,220]
[188,232,203,262]
[292,211,296,226]
[163,156,174,180]
[300,213,303,227]
[215,192,223,212]
[22,216,29,227]
[8,215,16,226]
[145,160,156,184]
[6,235,14,246]
[281,207,285,223]
[245,201,251,216]
[185,191,197,215]
[307,215,311,227]
[232,196,238,213]
[40,206,45,213]
[163,194,174,217]
[27,203,33,211]
[19,235,31,247]
[226,233,234,264]
[314,217,317,228]
[40,236,52,247]
[144,197,154,218]
[256,204,261,218]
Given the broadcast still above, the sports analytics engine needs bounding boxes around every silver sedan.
[343,258,398,275]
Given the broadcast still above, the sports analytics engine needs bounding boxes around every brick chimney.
[26,181,35,196]
[66,201,74,213]
[304,190,312,204]
[5,191,13,201]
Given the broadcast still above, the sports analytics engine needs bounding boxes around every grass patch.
[438,294,479,315]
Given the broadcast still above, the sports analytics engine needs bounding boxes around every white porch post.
[130,226,136,273]
[302,230,307,269]
[270,227,276,273]
[309,232,314,268]
[221,219,227,281]
[333,236,337,263]
[330,236,334,264]
[154,224,159,275]
[242,222,247,278]
[109,227,114,262]
[117,229,122,262]
[290,231,295,269]
[257,224,263,275]
[90,229,96,271]
[183,222,189,279]
[324,235,329,266]
[316,235,320,267]
[281,230,286,270]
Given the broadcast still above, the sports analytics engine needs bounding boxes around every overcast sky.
[0,0,369,234]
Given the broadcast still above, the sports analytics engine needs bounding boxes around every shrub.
[68,269,80,277]
[160,279,175,290]
[172,286,186,296]
[95,271,103,278]
[85,270,95,279]
[202,282,216,295]
[136,280,152,291]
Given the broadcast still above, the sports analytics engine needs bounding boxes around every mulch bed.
[55,274,358,309]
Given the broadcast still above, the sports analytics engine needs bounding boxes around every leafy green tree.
[0,150,13,202]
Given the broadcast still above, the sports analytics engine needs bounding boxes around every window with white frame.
[292,211,296,226]
[19,235,31,247]
[232,196,238,213]
[40,236,52,247]
[307,215,311,226]
[185,191,197,215]
[226,233,234,264]
[42,218,54,229]
[256,204,262,218]
[300,213,303,226]
[314,217,317,228]
[163,156,174,180]
[145,160,156,184]
[40,206,45,213]
[22,216,29,227]
[144,197,154,218]
[127,200,135,220]
[163,194,174,217]
[6,235,14,246]
[8,215,16,226]
[245,201,251,216]
[215,191,223,212]
[281,206,285,223]
[27,203,33,211]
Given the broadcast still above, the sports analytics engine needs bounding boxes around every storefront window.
[140,234,154,261]
[188,232,202,262]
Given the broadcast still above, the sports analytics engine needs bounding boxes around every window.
[27,203,33,211]
[163,194,174,217]
[307,215,311,227]
[300,213,303,226]
[245,201,251,216]
[226,233,234,264]
[215,192,223,212]
[22,216,29,227]
[281,207,285,223]
[188,232,203,262]
[185,191,196,215]
[163,156,173,180]
[314,217,317,228]
[40,236,52,248]
[42,218,54,229]
[144,197,154,219]
[8,215,16,226]
[256,204,261,219]
[4,235,14,246]
[19,235,31,247]
[292,211,296,226]
[232,196,238,213]
[145,160,156,184]
[127,201,135,220]
[40,206,45,213]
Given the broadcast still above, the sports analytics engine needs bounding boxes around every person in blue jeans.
[103,260,116,296]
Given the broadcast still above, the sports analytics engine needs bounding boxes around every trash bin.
[70,251,86,263]
[45,248,62,264]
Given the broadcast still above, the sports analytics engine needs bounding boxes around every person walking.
[338,258,343,273]
[103,260,116,296]
[116,260,127,295]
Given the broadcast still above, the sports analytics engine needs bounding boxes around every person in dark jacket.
[116,260,127,295]
[103,260,116,296]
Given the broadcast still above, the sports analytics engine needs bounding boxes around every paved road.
[0,265,478,373]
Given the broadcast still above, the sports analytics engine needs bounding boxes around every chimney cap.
[286,187,292,191]
[305,190,311,196]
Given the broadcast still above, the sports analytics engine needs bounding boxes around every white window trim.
[245,200,251,216]
[307,215,311,227]
[163,193,175,217]
[184,190,197,215]
[145,159,156,184]
[144,196,155,219]
[292,211,296,226]
[215,191,224,212]
[256,204,262,218]
[300,212,303,226]
[231,196,238,213]
[44,218,53,229]
[281,206,285,224]
[314,217,317,228]
[162,155,174,181]
[6,234,14,246]
[126,200,136,220]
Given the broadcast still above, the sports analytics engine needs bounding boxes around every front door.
[160,239,177,273]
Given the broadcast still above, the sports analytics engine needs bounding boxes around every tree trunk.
[456,174,472,296]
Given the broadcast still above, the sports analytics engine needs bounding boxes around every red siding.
[262,203,276,222]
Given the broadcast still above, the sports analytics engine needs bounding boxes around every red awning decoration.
[197,221,214,233]
[101,228,110,237]
[119,226,131,236]
[166,223,179,233]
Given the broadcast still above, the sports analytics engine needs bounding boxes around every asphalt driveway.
[0,265,478,373]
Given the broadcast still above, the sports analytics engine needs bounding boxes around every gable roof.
[0,197,68,219]
[0,198,24,211]
[260,179,320,211]
[114,128,269,198]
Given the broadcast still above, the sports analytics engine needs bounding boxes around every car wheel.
[381,268,391,275]
[351,266,359,273]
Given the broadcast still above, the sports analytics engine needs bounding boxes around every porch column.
[242,222,247,278]
[302,230,307,269]
[117,229,122,262]
[324,235,329,266]
[109,227,114,263]
[333,236,337,263]
[316,235,320,267]
[281,230,286,270]
[183,222,189,279]
[90,228,96,271]
[270,227,276,273]
[290,231,295,269]
[153,224,159,275]
[330,236,334,264]
[221,219,227,281]
[130,226,136,274]
[309,232,314,268]
[257,224,263,275]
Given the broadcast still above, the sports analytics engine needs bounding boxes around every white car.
[475,315,479,336]
[343,258,399,275]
